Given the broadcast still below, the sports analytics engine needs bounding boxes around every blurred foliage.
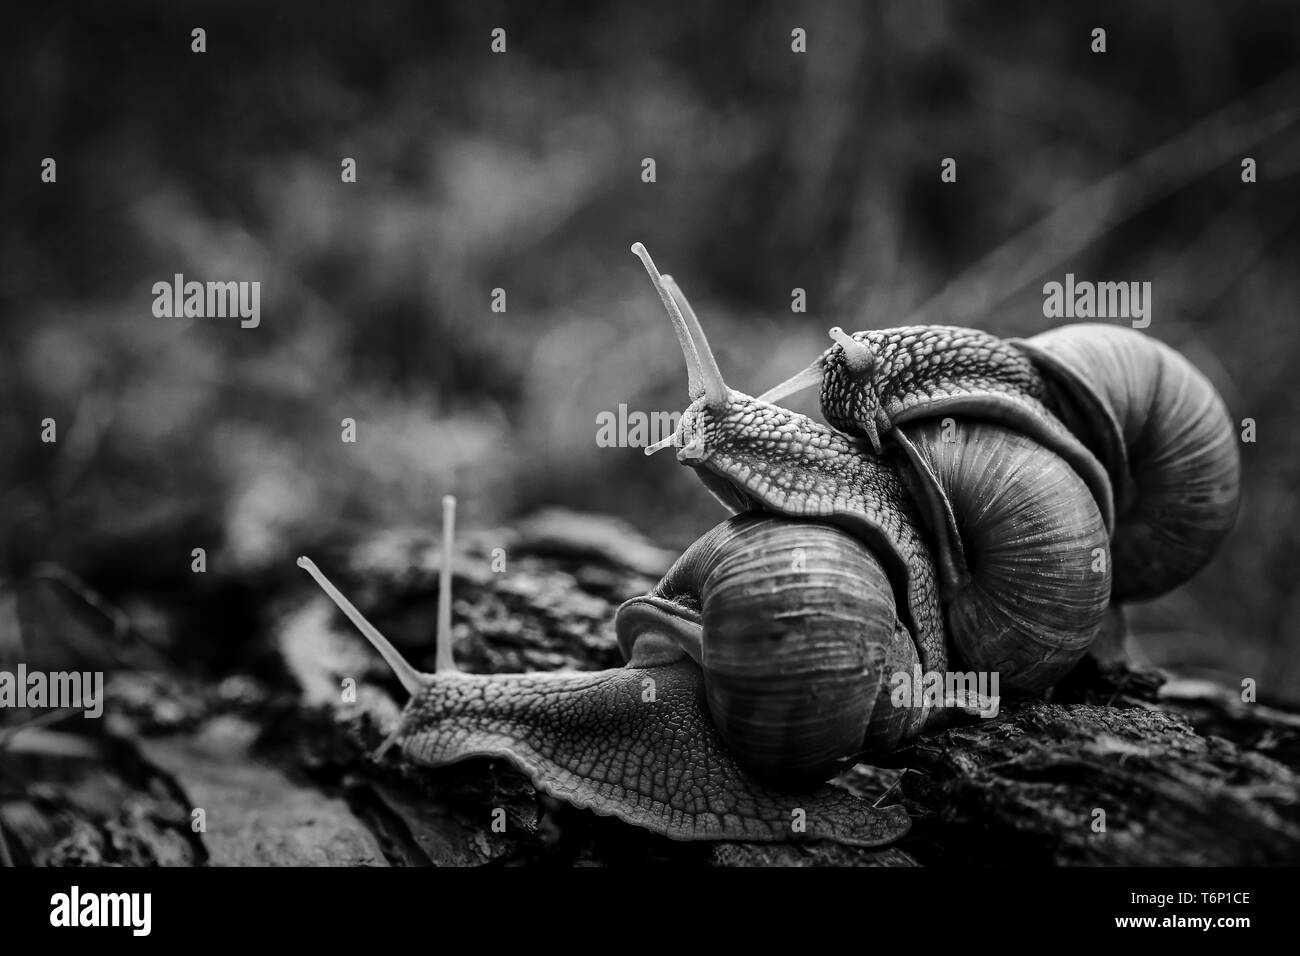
[1,2,1298,692]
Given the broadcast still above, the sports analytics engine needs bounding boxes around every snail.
[757,324,1117,597]
[756,313,1240,607]
[298,504,917,847]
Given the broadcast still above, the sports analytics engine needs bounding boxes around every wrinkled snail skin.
[393,642,912,846]
[1010,324,1241,602]
[818,325,1053,440]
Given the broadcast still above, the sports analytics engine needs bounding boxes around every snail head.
[817,328,885,453]
[754,323,885,455]
[631,243,886,519]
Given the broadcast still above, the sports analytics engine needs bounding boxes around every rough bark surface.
[2,510,1297,867]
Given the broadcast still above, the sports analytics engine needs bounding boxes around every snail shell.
[617,513,925,783]
[902,420,1112,692]
[1012,324,1241,601]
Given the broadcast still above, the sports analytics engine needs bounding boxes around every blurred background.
[1,2,1298,697]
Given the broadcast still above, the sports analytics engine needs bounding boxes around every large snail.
[295,243,1238,847]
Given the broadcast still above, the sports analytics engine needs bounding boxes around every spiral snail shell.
[618,513,913,781]
[1011,324,1241,602]
[901,419,1111,692]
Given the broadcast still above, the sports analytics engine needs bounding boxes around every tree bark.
[3,510,1296,866]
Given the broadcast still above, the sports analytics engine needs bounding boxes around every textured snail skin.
[822,325,1051,434]
[388,649,911,846]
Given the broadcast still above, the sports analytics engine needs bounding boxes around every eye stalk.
[299,494,460,686]
[755,325,872,409]
[828,326,874,374]
[631,242,730,413]
[757,357,824,406]
[825,327,883,453]
[643,412,705,459]
[756,329,881,450]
